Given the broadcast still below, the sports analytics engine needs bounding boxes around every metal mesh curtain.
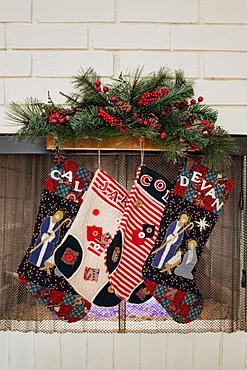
[0,153,246,333]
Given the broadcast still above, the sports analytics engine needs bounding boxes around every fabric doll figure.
[143,158,235,324]
[18,155,94,322]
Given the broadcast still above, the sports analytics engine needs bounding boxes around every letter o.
[154,179,166,191]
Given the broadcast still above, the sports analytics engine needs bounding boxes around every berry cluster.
[94,80,109,93]
[98,109,125,132]
[46,110,72,125]
[133,113,149,126]
[138,88,169,106]
[201,120,215,131]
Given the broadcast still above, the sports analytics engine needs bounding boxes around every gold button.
[92,230,99,236]
[143,287,150,295]
[135,200,142,207]
[108,286,114,293]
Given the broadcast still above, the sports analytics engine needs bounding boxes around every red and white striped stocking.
[106,165,172,303]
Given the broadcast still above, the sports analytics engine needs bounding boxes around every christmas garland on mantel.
[6,67,238,169]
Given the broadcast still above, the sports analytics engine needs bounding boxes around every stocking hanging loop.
[139,136,145,166]
[98,140,102,169]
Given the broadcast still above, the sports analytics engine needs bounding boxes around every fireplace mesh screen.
[0,153,246,333]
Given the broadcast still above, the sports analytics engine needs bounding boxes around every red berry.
[110,96,117,102]
[103,86,109,92]
[198,96,204,102]
[167,105,173,111]
[174,103,180,108]
[95,87,101,92]
[58,118,65,124]
[190,99,196,104]
[95,80,101,87]
[50,119,57,125]
[182,100,189,105]
[160,132,167,138]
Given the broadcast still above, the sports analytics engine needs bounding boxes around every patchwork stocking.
[53,169,128,307]
[18,155,94,322]
[143,158,235,323]
[106,165,172,304]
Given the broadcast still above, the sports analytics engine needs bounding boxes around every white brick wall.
[0,0,246,134]
[1,331,247,370]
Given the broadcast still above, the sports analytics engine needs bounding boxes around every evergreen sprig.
[5,66,239,169]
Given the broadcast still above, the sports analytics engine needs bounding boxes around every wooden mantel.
[46,135,161,151]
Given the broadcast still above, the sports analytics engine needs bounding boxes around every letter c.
[50,169,61,180]
[140,175,153,186]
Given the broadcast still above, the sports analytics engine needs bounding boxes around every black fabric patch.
[105,230,122,274]
[54,234,83,279]
[93,282,121,307]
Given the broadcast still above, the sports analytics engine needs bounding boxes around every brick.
[217,107,247,134]
[0,0,31,22]
[0,25,5,49]
[33,51,113,77]
[5,78,73,104]
[36,0,114,22]
[173,25,247,51]
[119,51,198,78]
[204,53,247,79]
[0,81,4,104]
[194,80,247,105]
[92,24,170,50]
[0,52,32,76]
[205,0,247,24]
[221,332,246,370]
[119,0,198,23]
[9,24,87,49]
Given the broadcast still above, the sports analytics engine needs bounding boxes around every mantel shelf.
[46,135,162,151]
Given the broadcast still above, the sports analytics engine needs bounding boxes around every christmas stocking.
[52,169,128,307]
[142,158,235,323]
[18,155,94,322]
[106,165,172,304]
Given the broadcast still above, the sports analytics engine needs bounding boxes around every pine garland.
[5,67,239,169]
